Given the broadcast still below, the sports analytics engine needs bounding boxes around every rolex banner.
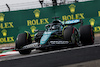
[0,0,100,44]
[0,8,55,44]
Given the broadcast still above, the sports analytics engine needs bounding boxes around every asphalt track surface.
[0,36,100,67]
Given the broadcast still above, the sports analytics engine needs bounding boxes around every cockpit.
[45,20,63,31]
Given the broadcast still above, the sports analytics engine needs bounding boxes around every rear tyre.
[80,25,94,45]
[15,33,32,54]
[63,27,80,47]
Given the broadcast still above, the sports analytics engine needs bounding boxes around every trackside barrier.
[0,0,100,44]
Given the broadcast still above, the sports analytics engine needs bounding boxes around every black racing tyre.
[35,31,44,42]
[63,26,79,46]
[63,27,73,41]
[15,33,32,49]
[15,33,32,54]
[80,25,94,45]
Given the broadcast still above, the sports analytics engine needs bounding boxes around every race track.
[0,36,100,67]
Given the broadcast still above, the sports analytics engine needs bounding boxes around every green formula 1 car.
[15,17,94,54]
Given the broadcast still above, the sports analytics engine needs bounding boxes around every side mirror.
[45,24,50,27]
[34,30,39,32]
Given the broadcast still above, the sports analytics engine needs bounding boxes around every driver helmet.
[52,25,56,30]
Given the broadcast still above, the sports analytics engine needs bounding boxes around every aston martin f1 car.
[15,17,94,54]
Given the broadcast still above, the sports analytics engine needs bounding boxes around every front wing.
[15,40,71,50]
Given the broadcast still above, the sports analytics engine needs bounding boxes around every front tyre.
[15,33,32,54]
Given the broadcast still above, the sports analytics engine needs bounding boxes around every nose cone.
[40,32,51,45]
[40,30,57,45]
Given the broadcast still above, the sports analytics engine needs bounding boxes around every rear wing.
[61,19,83,25]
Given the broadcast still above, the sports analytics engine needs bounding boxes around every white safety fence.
[0,0,92,12]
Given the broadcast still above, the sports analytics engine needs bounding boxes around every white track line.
[29,44,100,57]
[0,44,100,61]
